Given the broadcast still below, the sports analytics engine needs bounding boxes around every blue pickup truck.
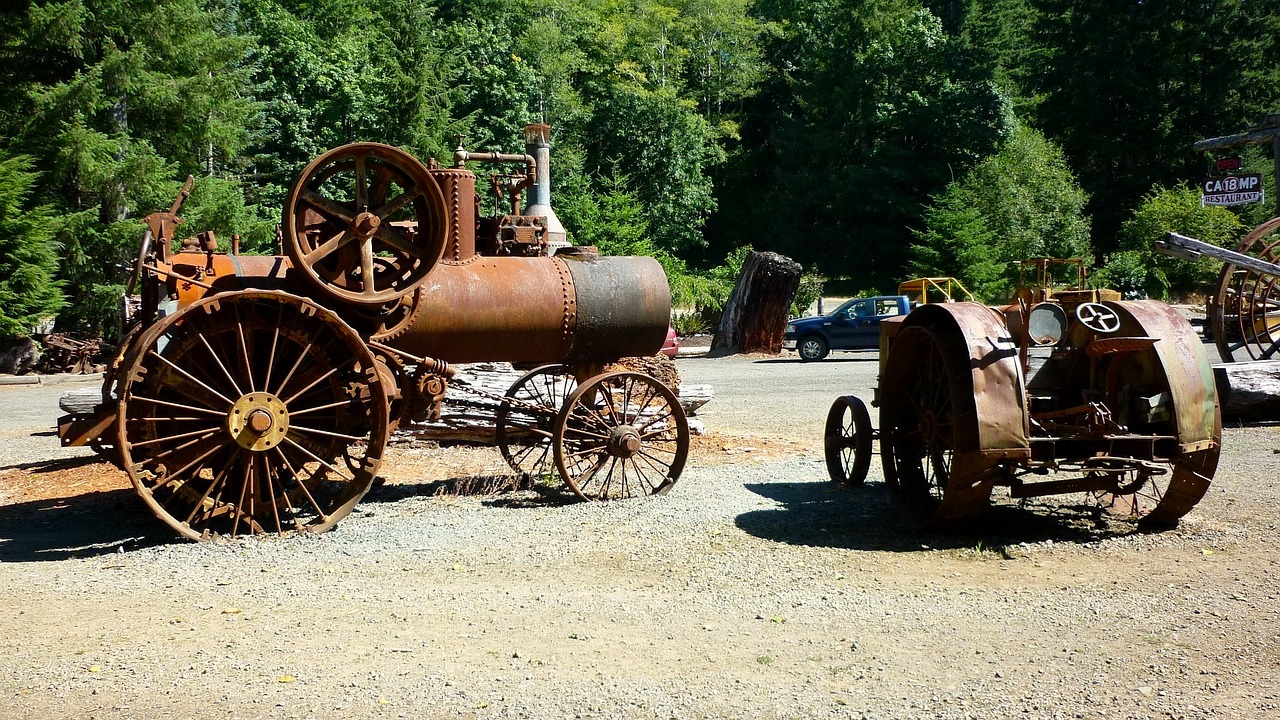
[783,296,912,361]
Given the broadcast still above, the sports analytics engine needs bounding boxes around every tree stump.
[711,251,802,354]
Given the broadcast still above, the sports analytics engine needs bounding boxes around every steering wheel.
[1075,302,1121,334]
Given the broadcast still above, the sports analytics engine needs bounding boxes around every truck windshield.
[830,299,873,318]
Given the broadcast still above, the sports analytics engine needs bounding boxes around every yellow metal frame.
[897,277,976,305]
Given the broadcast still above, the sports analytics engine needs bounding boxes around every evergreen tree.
[0,0,262,335]
[743,2,1009,290]
[911,125,1091,301]
[1024,0,1280,248]
[0,153,65,340]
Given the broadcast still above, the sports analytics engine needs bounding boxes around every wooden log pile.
[406,361,711,445]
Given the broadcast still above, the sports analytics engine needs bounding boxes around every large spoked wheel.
[1089,450,1218,528]
[283,143,448,305]
[496,364,578,482]
[1212,217,1280,362]
[880,325,994,529]
[824,395,873,486]
[552,372,689,501]
[116,291,389,541]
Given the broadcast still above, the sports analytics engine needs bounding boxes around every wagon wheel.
[824,395,873,486]
[552,371,689,500]
[283,143,448,306]
[879,325,996,529]
[116,290,389,540]
[496,364,577,482]
[1212,216,1280,362]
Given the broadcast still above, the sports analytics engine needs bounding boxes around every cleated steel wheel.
[116,290,389,541]
[552,372,689,501]
[496,364,578,482]
[1086,450,1218,527]
[879,325,997,529]
[824,395,873,486]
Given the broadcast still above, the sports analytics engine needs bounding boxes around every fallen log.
[1214,360,1280,420]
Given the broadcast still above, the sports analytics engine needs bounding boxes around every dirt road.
[1,356,1278,719]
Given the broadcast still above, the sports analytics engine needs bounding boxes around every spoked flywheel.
[496,364,578,482]
[552,372,689,501]
[116,290,389,540]
[283,143,448,305]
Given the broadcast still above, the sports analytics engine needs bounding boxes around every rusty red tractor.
[58,125,690,541]
[824,289,1221,530]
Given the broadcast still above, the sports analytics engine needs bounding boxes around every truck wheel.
[798,335,829,361]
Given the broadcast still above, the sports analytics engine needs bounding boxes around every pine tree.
[0,153,65,340]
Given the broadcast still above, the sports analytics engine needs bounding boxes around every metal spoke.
[151,351,234,408]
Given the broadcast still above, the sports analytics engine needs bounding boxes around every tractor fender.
[893,302,1031,458]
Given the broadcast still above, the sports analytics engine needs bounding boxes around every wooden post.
[711,251,802,354]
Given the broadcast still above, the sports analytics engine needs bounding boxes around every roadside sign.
[1215,156,1242,172]
[1202,173,1264,206]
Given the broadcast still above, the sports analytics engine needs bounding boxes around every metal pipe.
[452,148,536,179]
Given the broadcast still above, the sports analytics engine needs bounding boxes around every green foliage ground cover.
[0,0,1277,340]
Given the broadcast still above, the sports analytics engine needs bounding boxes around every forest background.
[1,0,1279,341]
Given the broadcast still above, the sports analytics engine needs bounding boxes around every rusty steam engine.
[59,125,690,541]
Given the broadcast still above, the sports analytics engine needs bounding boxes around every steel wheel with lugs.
[879,324,997,529]
[552,372,689,500]
[116,291,389,540]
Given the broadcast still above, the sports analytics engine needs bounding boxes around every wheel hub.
[607,426,643,458]
[227,392,290,451]
[353,210,381,237]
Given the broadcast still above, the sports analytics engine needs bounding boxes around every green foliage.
[790,272,825,317]
[1093,185,1244,299]
[911,125,1090,301]
[580,85,723,254]
[1017,0,1280,246]
[0,153,65,340]
[0,0,263,334]
[744,3,1011,288]
[1,0,1277,339]
[179,177,279,254]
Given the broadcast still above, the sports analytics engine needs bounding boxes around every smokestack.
[523,123,569,253]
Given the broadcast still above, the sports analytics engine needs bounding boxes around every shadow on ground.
[0,459,168,561]
[366,473,580,509]
[735,480,1155,553]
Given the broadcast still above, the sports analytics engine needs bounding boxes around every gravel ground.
[1,354,1279,720]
